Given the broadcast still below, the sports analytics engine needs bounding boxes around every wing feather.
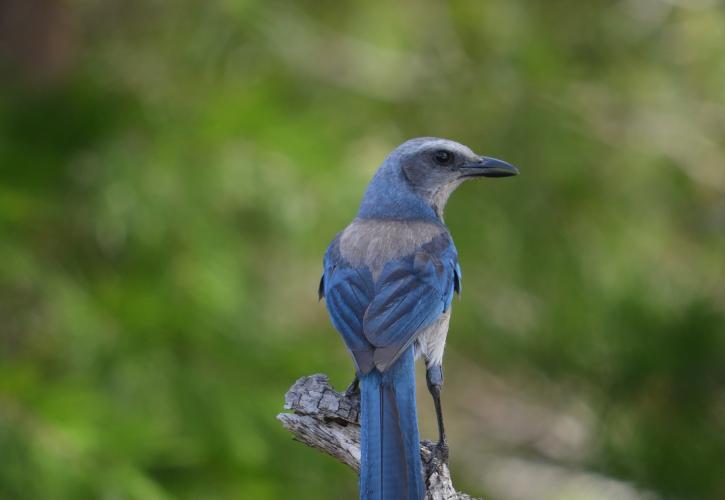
[322,231,459,374]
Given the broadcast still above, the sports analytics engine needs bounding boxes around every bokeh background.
[2,0,725,499]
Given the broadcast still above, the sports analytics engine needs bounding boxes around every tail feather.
[360,347,423,500]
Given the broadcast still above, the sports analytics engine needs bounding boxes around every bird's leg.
[343,375,360,398]
[426,363,449,465]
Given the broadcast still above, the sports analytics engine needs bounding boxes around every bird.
[319,137,518,499]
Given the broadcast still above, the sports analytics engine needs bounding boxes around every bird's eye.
[433,150,454,166]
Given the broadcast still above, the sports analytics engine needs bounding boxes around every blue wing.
[321,233,460,374]
[321,237,377,373]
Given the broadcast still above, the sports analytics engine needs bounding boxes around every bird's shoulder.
[320,217,459,300]
[334,217,452,269]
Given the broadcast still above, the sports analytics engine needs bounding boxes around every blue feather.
[321,227,458,498]
[360,348,424,500]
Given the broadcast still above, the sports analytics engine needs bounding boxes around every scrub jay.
[319,138,517,499]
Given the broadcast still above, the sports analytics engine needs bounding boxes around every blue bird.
[319,138,518,499]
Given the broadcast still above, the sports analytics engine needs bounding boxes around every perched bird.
[319,138,518,499]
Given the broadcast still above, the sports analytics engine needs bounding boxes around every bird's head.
[391,137,518,219]
[358,137,518,221]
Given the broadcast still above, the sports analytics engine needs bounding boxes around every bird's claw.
[431,440,449,471]
[343,380,360,399]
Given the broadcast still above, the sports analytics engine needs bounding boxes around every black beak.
[460,156,519,178]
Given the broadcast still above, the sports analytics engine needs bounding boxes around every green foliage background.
[1,1,724,499]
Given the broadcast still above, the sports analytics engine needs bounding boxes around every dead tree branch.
[277,374,478,500]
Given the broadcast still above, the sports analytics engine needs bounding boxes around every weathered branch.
[277,374,477,500]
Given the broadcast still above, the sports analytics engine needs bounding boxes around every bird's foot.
[343,379,360,399]
[431,439,449,471]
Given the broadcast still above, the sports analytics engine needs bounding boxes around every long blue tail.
[359,347,424,500]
